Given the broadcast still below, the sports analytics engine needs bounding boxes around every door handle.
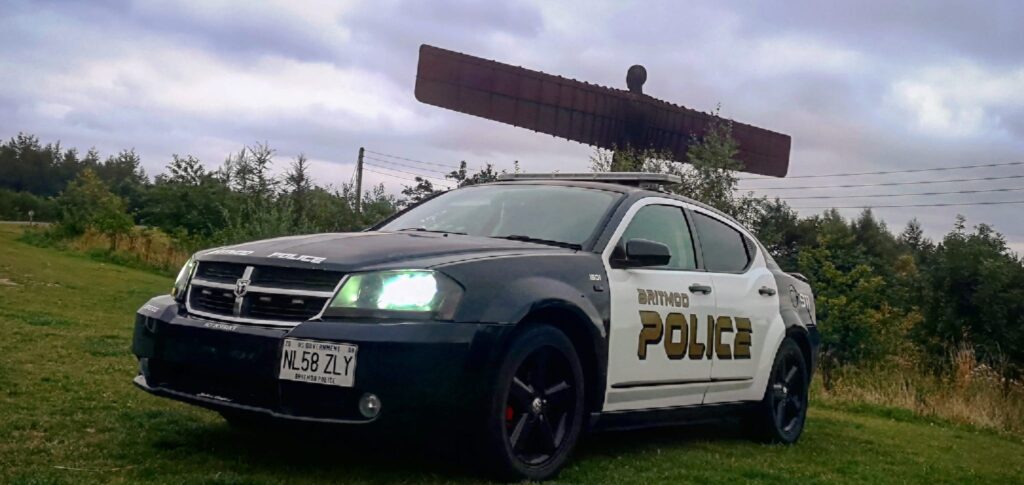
[688,284,712,295]
[759,286,777,296]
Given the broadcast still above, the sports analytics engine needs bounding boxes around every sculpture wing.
[415,44,790,177]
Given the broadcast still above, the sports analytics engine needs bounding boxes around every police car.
[132,173,818,481]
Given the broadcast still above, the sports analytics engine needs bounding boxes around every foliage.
[140,155,235,242]
[817,344,1024,435]
[399,160,512,206]
[919,217,1024,379]
[54,169,133,248]
[590,109,757,222]
[284,154,313,229]
[0,188,58,221]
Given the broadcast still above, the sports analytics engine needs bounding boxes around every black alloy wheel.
[481,325,585,482]
[505,346,577,465]
[753,338,808,444]
[770,348,806,435]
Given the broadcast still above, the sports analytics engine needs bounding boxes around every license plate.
[279,339,357,387]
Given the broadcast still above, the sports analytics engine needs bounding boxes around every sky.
[2,0,1023,252]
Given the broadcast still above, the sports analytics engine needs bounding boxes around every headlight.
[324,270,463,320]
[171,256,197,301]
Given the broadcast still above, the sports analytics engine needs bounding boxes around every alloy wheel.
[504,346,577,465]
[770,351,806,434]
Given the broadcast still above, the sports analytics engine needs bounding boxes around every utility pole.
[355,147,364,214]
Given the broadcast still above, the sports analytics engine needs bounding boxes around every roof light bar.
[497,172,682,189]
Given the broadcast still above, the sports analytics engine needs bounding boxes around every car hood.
[195,231,571,272]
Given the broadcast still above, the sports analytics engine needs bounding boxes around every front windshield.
[379,184,621,245]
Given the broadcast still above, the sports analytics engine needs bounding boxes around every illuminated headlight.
[171,256,197,301]
[325,270,463,320]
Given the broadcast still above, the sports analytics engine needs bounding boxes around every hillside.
[1,223,1022,484]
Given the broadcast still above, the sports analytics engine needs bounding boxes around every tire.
[750,337,808,444]
[479,325,586,482]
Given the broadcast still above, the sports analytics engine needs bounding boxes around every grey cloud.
[4,1,345,65]
[1,0,1023,247]
[732,0,1023,66]
[337,0,544,82]
[994,109,1024,141]
[127,3,343,63]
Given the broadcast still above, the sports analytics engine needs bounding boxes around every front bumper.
[132,296,513,425]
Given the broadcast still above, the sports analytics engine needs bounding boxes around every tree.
[919,217,1024,379]
[448,161,502,187]
[400,176,440,206]
[164,154,207,186]
[589,107,758,222]
[0,133,83,196]
[400,161,510,207]
[56,169,133,249]
[284,154,313,229]
[679,112,744,214]
[852,209,901,276]
[96,149,148,214]
[899,218,934,259]
[226,142,278,200]
[142,155,235,242]
[746,197,817,271]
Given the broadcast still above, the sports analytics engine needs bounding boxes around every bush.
[55,169,133,248]
[0,189,58,221]
[816,346,1024,435]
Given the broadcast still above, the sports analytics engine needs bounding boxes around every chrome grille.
[187,261,343,326]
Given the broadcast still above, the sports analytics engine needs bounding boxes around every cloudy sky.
[2,0,1023,251]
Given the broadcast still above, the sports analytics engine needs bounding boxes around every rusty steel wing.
[414,44,790,177]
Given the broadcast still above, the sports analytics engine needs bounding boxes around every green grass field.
[1,223,1022,484]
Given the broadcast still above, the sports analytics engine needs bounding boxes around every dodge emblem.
[234,278,251,298]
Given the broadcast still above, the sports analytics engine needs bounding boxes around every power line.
[790,200,1024,210]
[363,155,452,176]
[363,166,454,188]
[778,186,1024,200]
[364,149,468,170]
[363,167,418,182]
[363,162,451,183]
[739,174,1024,191]
[738,160,1024,180]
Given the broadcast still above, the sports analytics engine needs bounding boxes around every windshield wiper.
[397,227,467,235]
[493,235,582,250]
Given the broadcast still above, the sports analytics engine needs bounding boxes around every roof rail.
[497,172,681,190]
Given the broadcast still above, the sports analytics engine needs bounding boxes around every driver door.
[603,198,716,412]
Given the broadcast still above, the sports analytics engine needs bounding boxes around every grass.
[818,356,1024,435]
[19,225,191,276]
[1,222,1022,484]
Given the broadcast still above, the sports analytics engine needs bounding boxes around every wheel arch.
[518,304,607,419]
[785,326,814,378]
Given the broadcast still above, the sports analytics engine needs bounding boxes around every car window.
[618,205,697,270]
[692,212,751,272]
[379,185,621,245]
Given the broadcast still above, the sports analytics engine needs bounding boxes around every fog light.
[359,393,382,419]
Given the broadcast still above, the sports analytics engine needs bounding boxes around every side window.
[618,205,697,270]
[692,212,751,272]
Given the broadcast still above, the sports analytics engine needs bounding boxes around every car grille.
[187,261,343,325]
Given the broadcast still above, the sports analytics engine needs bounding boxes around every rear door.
[690,209,778,404]
[603,198,716,412]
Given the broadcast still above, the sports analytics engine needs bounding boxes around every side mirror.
[613,238,672,268]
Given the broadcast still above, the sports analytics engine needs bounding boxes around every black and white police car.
[132,172,818,481]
